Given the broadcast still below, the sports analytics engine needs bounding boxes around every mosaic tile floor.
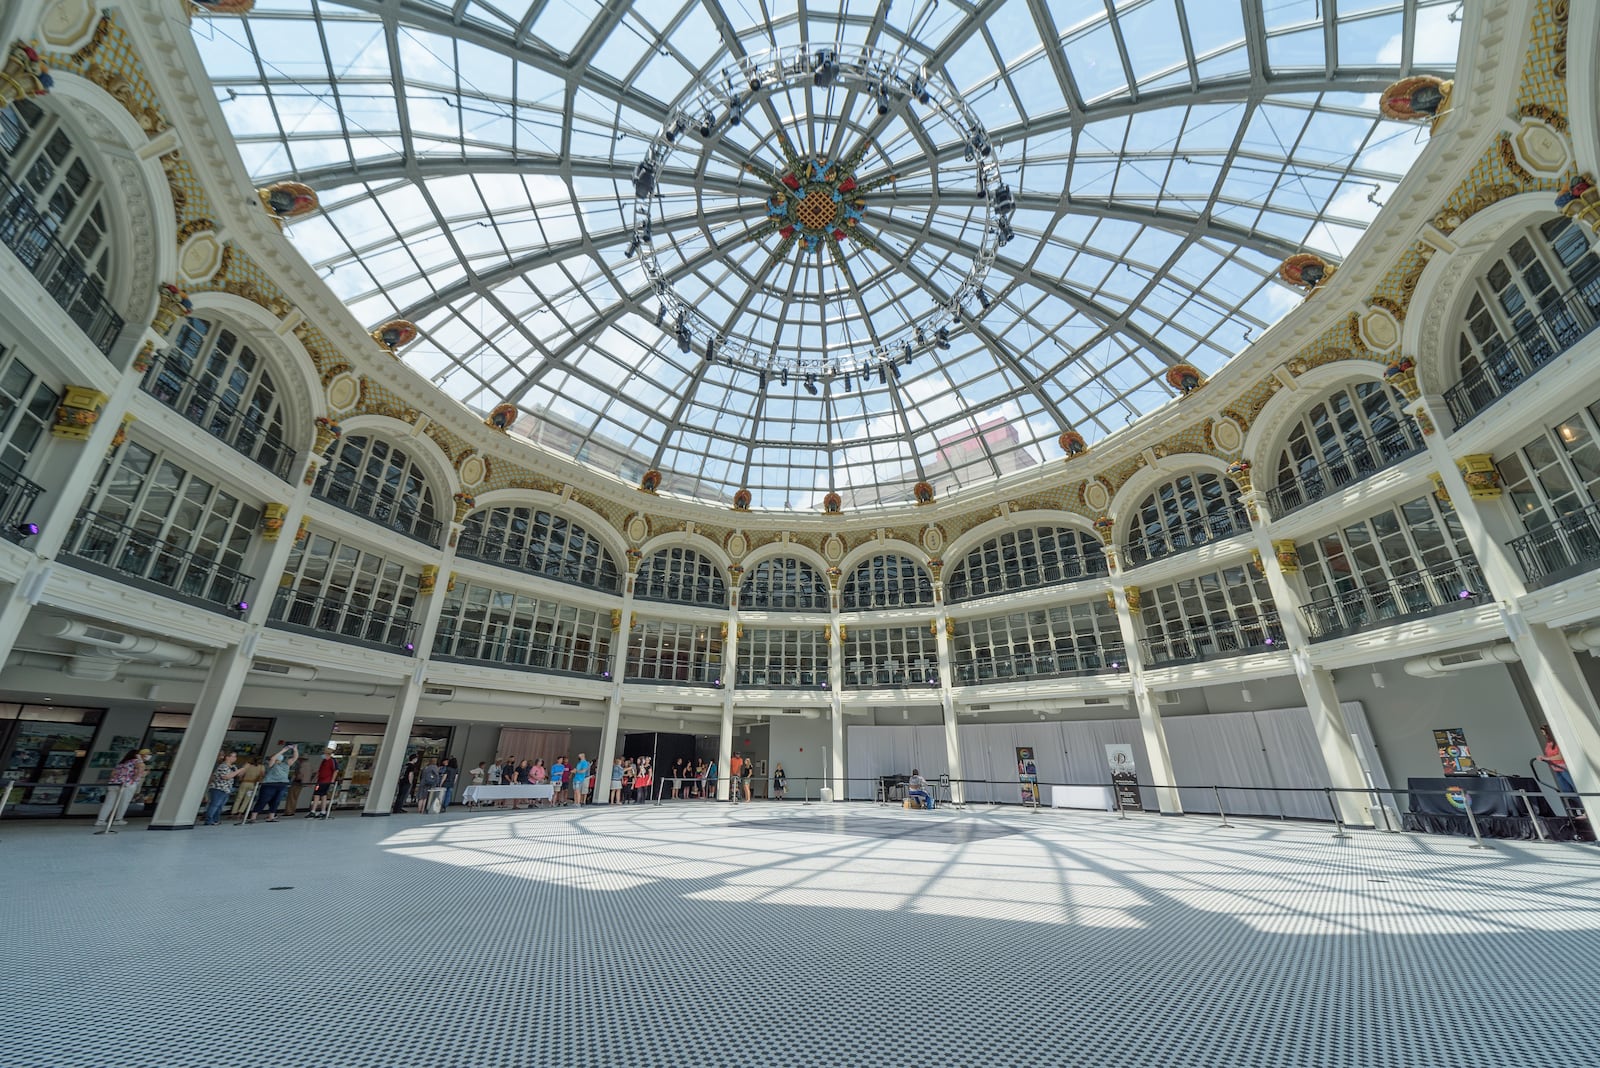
[5,802,1599,1067]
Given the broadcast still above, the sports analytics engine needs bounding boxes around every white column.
[1243,490,1373,826]
[594,588,634,805]
[1107,573,1181,814]
[826,610,844,803]
[931,584,966,804]
[365,665,426,815]
[149,637,257,829]
[717,603,739,802]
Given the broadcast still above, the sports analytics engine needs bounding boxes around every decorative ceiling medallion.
[1357,305,1402,354]
[325,371,360,414]
[457,451,487,489]
[39,1,101,51]
[625,514,650,544]
[628,43,1010,382]
[726,531,749,559]
[822,534,845,563]
[921,525,944,554]
[1207,415,1244,454]
[1081,478,1113,514]
[176,229,224,285]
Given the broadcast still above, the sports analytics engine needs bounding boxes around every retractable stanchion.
[0,780,12,820]
[1212,786,1232,829]
[1459,789,1494,850]
[234,785,258,826]
[1114,784,1127,821]
[1325,788,1351,840]
[1515,791,1548,841]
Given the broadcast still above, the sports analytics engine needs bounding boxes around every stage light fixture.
[843,372,852,392]
[704,336,716,362]
[758,369,768,390]
[404,642,415,653]
[624,240,637,258]
[875,84,891,115]
[780,367,789,387]
[639,218,652,243]
[994,183,1014,218]
[902,340,913,363]
[978,290,991,310]
[812,49,837,88]
[654,305,666,328]
[749,72,763,92]
[936,326,952,350]
[13,522,39,538]
[676,318,692,354]
[632,160,655,199]
[888,360,901,380]
[666,116,686,142]
[803,374,818,396]
[698,112,716,136]
[727,95,743,126]
[996,218,1014,246]
[601,670,612,681]
[878,362,888,385]
[911,72,931,105]
[231,600,250,614]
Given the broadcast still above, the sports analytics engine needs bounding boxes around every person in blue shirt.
[550,758,566,806]
[705,760,717,801]
[573,754,591,806]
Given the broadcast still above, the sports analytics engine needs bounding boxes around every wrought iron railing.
[945,553,1110,605]
[269,588,418,653]
[842,658,942,689]
[735,665,831,688]
[61,510,249,609]
[1125,509,1251,567]
[139,350,297,480]
[311,479,444,546]
[1507,503,1600,589]
[953,644,1129,684]
[452,527,622,593]
[1264,425,1426,518]
[624,659,723,686]
[0,462,45,541]
[0,169,123,355]
[1300,559,1488,641]
[430,627,604,677]
[737,584,831,611]
[1444,274,1600,427]
[1140,614,1287,666]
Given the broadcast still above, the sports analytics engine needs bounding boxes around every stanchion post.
[1114,782,1128,821]
[1325,788,1351,840]
[1212,786,1231,828]
[1460,789,1493,850]
[0,780,12,820]
[1515,790,1548,841]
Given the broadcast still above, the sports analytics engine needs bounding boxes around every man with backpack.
[416,759,442,813]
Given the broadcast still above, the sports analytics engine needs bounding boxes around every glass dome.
[191,0,1460,510]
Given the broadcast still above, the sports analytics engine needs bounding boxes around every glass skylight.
[191,0,1459,510]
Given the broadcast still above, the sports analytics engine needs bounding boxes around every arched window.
[274,532,420,652]
[1268,381,1423,515]
[1448,215,1600,425]
[1295,494,1480,639]
[433,580,610,675]
[0,342,59,537]
[1141,565,1283,665]
[313,435,442,545]
[635,547,726,607]
[0,99,120,351]
[1497,399,1600,584]
[1125,472,1250,566]
[141,316,295,479]
[458,505,621,593]
[65,439,259,609]
[945,526,1107,603]
[839,554,934,611]
[738,557,830,611]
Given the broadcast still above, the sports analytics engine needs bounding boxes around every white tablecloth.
[1050,785,1115,811]
[462,784,554,803]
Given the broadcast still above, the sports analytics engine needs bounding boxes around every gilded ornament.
[52,386,107,441]
[1379,75,1453,131]
[257,181,317,222]
[0,42,54,109]
[261,503,288,542]
[371,319,417,356]
[1278,253,1335,296]
[1272,540,1300,575]
[418,565,439,596]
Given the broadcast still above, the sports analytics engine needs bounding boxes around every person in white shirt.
[487,760,503,786]
[907,769,934,810]
[470,762,487,787]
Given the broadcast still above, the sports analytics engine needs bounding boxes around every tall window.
[144,317,293,477]
[275,532,420,649]
[635,547,726,607]
[1140,565,1281,664]
[945,526,1107,603]
[1270,381,1423,513]
[0,99,114,318]
[736,629,829,687]
[434,581,610,675]
[1125,472,1250,566]
[457,505,620,593]
[839,554,933,610]
[840,625,938,688]
[67,440,260,605]
[0,344,58,476]
[1497,399,1600,526]
[952,601,1124,681]
[313,435,441,545]
[1450,216,1600,422]
[625,620,723,683]
[738,557,830,611]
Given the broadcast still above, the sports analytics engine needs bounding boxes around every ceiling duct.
[1403,643,1520,678]
[38,617,207,666]
[251,660,317,681]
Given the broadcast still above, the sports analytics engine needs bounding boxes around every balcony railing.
[1140,614,1287,667]
[954,644,1129,684]
[269,588,418,653]
[842,657,941,689]
[624,660,723,686]
[1507,503,1600,590]
[311,481,444,547]
[736,665,831,688]
[1125,509,1251,567]
[1264,425,1426,518]
[1444,274,1600,427]
[61,510,249,609]
[1300,559,1488,641]
[139,351,297,480]
[737,585,831,611]
[0,169,123,355]
[431,627,603,677]
[0,462,45,541]
[453,528,622,593]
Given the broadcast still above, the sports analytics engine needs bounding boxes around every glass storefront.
[1,704,106,817]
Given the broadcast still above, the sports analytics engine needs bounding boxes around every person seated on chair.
[907,769,934,810]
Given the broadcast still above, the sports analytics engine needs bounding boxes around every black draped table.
[1401,775,1587,841]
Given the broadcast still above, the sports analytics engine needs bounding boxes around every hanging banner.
[1433,727,1476,774]
[1106,743,1143,812]
[1015,746,1040,806]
